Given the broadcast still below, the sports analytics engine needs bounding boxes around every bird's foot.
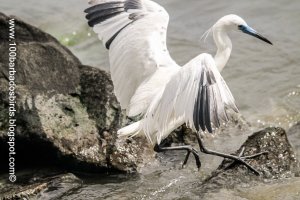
[223,147,268,175]
[196,132,268,176]
[182,146,201,170]
[154,144,201,170]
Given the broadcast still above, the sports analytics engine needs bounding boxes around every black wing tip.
[85,2,124,12]
[84,1,144,47]
[84,2,125,24]
[87,21,94,27]
[194,123,213,133]
[87,12,124,27]
[194,86,214,134]
[84,7,90,13]
[124,0,143,11]
[84,5,96,14]
[205,124,213,133]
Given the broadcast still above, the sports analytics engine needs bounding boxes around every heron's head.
[214,14,272,45]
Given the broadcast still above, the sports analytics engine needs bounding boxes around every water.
[1,0,300,199]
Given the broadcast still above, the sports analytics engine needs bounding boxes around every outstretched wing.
[85,0,178,113]
[143,53,239,144]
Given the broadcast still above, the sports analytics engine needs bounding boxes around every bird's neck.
[213,28,232,72]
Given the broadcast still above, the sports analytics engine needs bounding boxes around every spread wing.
[85,0,178,114]
[143,53,239,144]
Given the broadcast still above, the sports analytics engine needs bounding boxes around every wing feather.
[143,53,239,144]
[85,0,179,114]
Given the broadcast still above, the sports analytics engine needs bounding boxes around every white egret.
[85,0,272,175]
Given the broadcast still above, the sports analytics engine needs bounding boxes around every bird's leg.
[154,144,201,169]
[195,132,267,176]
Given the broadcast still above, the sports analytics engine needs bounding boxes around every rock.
[287,122,300,161]
[192,127,300,198]
[0,12,153,173]
[0,170,82,199]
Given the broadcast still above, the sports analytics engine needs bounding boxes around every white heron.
[84,0,272,175]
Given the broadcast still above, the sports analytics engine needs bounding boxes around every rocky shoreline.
[0,13,299,199]
[0,12,154,175]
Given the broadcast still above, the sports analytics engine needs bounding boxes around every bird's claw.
[225,148,268,176]
[240,151,268,160]
[182,147,201,170]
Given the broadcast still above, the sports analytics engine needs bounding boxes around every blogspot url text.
[8,18,17,183]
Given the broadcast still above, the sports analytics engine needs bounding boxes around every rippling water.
[1,0,300,199]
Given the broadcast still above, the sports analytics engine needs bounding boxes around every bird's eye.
[238,25,245,31]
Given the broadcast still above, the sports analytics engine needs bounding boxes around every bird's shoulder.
[193,53,215,64]
[179,53,220,87]
[183,53,216,72]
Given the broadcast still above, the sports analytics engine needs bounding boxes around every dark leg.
[195,132,267,175]
[154,144,201,169]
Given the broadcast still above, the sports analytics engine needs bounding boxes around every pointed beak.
[238,25,272,45]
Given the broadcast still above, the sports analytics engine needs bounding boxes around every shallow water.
[1,0,300,199]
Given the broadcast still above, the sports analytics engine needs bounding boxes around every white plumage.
[141,54,239,144]
[85,0,272,145]
[87,0,177,114]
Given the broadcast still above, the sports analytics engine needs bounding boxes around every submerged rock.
[0,12,153,173]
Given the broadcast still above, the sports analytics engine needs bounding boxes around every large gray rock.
[0,12,153,173]
[192,127,300,199]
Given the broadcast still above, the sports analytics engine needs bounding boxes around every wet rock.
[78,65,154,172]
[194,127,300,198]
[0,12,153,173]
[0,170,82,200]
[287,122,300,161]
